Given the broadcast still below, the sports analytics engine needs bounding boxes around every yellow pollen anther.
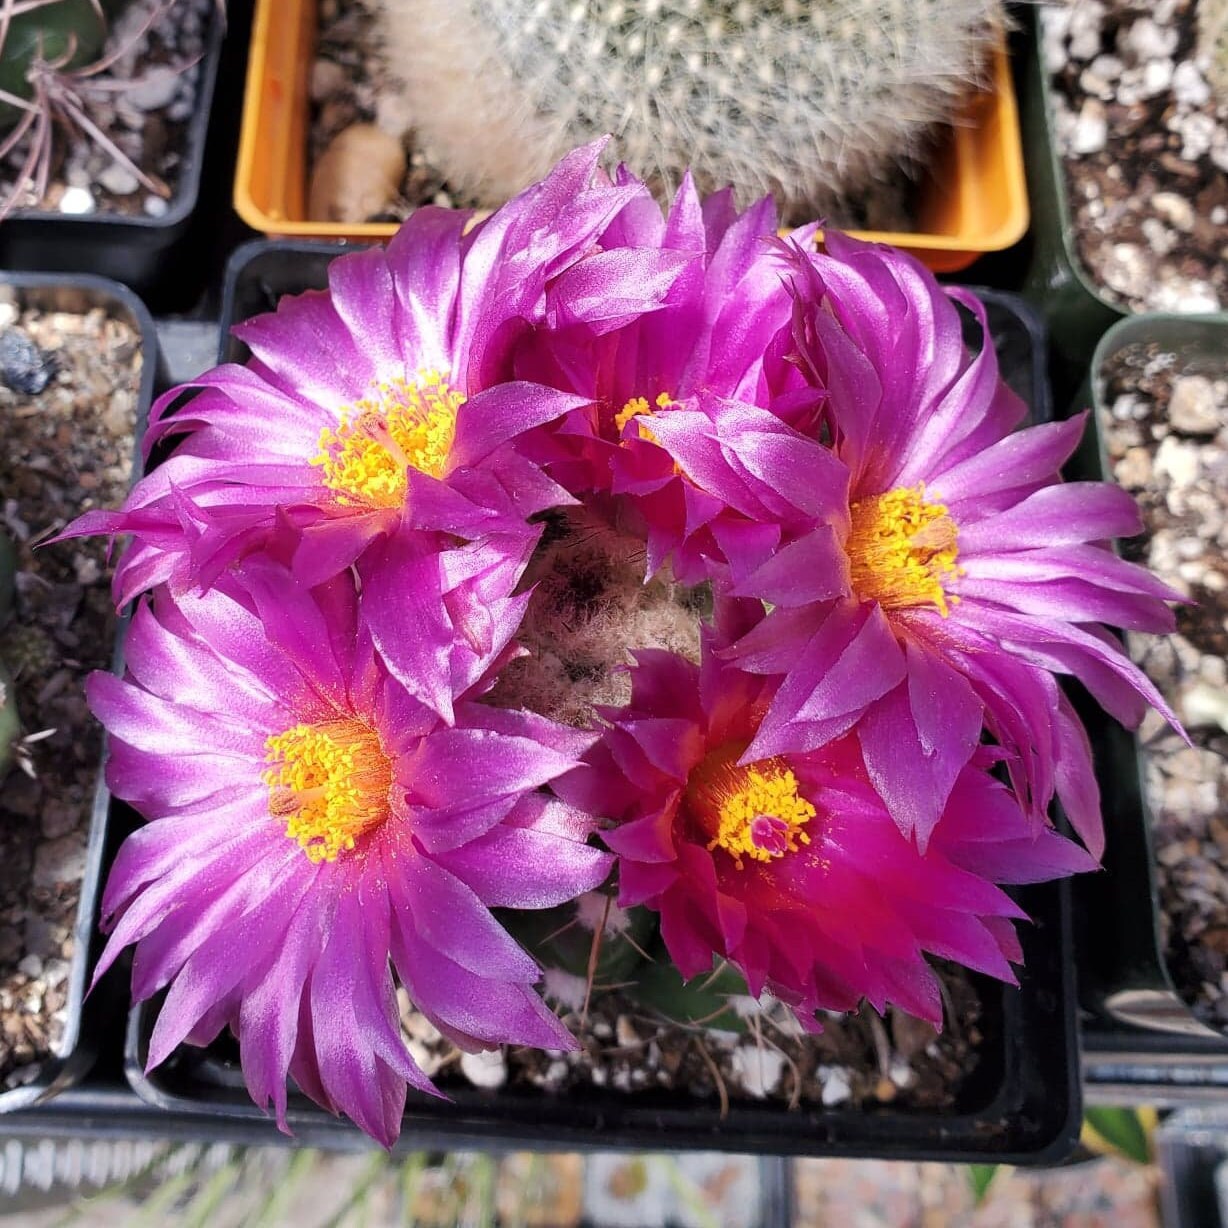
[845,484,961,616]
[614,391,676,447]
[685,743,815,870]
[312,370,465,508]
[263,719,392,863]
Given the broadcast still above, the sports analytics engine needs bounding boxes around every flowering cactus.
[636,235,1183,855]
[67,144,1183,1147]
[90,561,610,1145]
[557,621,1096,1024]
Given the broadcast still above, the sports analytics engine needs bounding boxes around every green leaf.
[1084,1107,1152,1165]
[967,1164,999,1204]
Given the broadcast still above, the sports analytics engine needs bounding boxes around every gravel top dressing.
[0,290,139,1089]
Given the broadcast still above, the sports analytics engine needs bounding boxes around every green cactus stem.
[0,0,113,129]
[626,954,750,1034]
[504,892,656,987]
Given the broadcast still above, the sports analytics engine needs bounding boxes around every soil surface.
[1098,339,1228,1028]
[0,291,140,1088]
[1045,0,1228,312]
[0,0,214,218]
[400,969,984,1115]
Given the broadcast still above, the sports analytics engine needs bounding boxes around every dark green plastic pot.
[1070,313,1228,1103]
[1018,10,1124,408]
[0,272,155,1113]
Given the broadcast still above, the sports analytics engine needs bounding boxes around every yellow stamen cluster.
[312,370,465,508]
[614,391,676,447]
[264,719,392,863]
[845,484,960,616]
[686,744,815,870]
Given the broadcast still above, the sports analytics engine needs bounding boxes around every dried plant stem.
[691,1036,730,1120]
[579,893,612,1030]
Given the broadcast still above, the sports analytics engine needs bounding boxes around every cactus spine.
[373,0,1005,219]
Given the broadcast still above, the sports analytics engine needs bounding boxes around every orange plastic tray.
[235,0,1028,274]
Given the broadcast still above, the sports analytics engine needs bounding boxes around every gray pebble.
[96,163,140,197]
[1169,376,1222,434]
[126,72,181,112]
[0,330,55,395]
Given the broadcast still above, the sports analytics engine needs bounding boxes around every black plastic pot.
[112,240,1081,1162]
[0,272,156,1113]
[0,6,225,311]
[1018,7,1124,409]
[1070,313,1228,1102]
[1156,1109,1228,1228]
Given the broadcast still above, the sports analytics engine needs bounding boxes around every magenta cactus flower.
[62,140,691,611]
[642,236,1183,855]
[59,140,1191,1140]
[556,621,1095,1025]
[90,560,611,1146]
[516,171,821,581]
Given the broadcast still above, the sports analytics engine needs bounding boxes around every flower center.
[312,371,465,508]
[264,719,392,863]
[614,391,676,447]
[685,741,815,870]
[845,484,960,615]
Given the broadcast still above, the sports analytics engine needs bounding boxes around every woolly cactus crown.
[375,0,1005,219]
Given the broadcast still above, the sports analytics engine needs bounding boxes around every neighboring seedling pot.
[1021,3,1227,405]
[1019,21,1123,406]
[0,5,226,310]
[0,272,155,1112]
[118,240,1078,1162]
[233,0,1028,275]
[1071,313,1228,1101]
[1155,1109,1228,1228]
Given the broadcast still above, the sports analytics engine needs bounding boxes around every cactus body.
[504,893,655,985]
[374,0,1004,220]
[0,0,110,128]
[628,954,750,1032]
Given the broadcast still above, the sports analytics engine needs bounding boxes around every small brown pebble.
[308,123,406,223]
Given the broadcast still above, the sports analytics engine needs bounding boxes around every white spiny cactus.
[373,0,1005,218]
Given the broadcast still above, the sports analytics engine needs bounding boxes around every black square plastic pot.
[0,272,156,1113]
[1018,8,1124,408]
[1069,313,1228,1102]
[1156,1109,1228,1228]
[113,239,1081,1161]
[0,7,225,311]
